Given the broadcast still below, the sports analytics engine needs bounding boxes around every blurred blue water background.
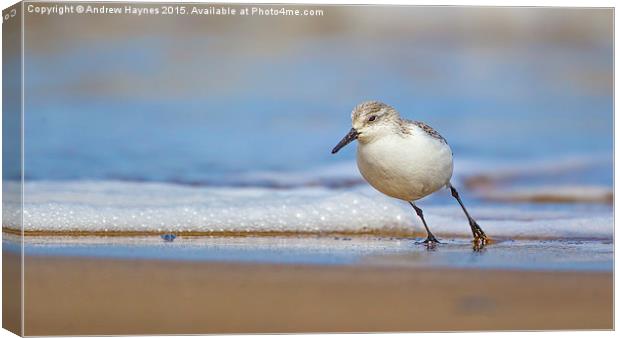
[20,6,612,188]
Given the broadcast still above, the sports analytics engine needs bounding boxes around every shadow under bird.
[331,101,488,247]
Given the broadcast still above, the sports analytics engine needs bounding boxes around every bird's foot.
[424,236,441,244]
[472,234,489,251]
[416,235,441,246]
[469,221,488,241]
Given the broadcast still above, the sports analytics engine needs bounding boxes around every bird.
[331,101,488,247]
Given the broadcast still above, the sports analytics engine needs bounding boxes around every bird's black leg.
[449,184,488,244]
[408,202,440,244]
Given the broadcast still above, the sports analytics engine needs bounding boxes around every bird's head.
[331,101,401,154]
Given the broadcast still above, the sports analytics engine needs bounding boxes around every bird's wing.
[407,120,448,144]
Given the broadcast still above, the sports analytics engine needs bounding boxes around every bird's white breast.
[356,126,453,201]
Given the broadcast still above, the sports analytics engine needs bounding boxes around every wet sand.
[11,253,612,335]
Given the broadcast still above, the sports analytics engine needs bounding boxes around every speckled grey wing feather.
[405,120,448,143]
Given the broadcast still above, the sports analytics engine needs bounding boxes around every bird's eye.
[368,115,377,122]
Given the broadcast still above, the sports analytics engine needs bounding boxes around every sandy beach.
[9,252,611,335]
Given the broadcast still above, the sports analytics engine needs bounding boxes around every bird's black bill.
[331,128,359,154]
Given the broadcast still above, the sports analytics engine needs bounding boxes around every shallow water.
[5,235,612,272]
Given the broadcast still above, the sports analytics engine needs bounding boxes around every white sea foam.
[2,180,612,239]
[419,205,612,239]
[13,181,410,234]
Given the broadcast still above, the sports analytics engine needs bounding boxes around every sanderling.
[331,101,487,247]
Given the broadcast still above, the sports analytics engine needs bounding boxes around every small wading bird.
[331,101,488,248]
